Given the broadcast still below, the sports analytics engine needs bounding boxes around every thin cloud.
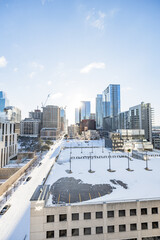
[14,67,18,72]
[29,72,36,79]
[86,9,106,30]
[122,87,132,92]
[31,62,44,71]
[109,8,120,17]
[0,56,7,68]
[51,92,63,99]
[80,62,105,74]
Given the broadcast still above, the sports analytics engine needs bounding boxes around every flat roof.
[43,140,160,206]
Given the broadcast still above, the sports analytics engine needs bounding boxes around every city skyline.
[0,0,160,125]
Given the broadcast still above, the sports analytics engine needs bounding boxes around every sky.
[0,0,160,125]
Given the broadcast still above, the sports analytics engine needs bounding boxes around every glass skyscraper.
[80,101,90,121]
[103,84,120,117]
[96,94,103,129]
[0,91,9,112]
[75,108,79,124]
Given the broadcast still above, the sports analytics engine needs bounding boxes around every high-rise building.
[129,102,152,142]
[75,108,79,124]
[0,91,9,112]
[43,105,60,129]
[60,107,67,133]
[96,94,103,129]
[41,105,60,140]
[4,106,21,123]
[103,84,120,118]
[79,101,90,121]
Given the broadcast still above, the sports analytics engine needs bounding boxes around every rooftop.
[42,140,160,206]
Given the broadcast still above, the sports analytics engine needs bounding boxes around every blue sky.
[0,0,160,124]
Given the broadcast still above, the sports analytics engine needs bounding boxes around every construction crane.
[41,94,51,108]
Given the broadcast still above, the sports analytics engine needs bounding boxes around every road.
[0,140,62,240]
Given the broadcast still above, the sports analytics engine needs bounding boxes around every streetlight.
[107,152,116,172]
[88,152,95,173]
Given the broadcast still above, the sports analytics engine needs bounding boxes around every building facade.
[103,84,120,118]
[30,188,160,240]
[75,108,79,124]
[96,94,103,129]
[20,118,41,137]
[0,121,17,167]
[41,105,60,140]
[0,91,9,112]
[79,101,90,121]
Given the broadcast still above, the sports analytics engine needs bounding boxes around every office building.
[0,91,9,112]
[96,94,103,129]
[20,118,41,137]
[60,107,67,134]
[129,102,152,142]
[4,106,21,123]
[79,101,90,121]
[30,140,160,240]
[41,105,60,140]
[75,108,79,124]
[0,121,17,167]
[103,84,120,118]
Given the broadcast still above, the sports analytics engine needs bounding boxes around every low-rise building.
[30,140,160,240]
[20,118,41,137]
[40,128,60,140]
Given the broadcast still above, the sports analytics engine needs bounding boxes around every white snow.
[0,139,160,240]
[0,140,62,240]
[46,139,160,205]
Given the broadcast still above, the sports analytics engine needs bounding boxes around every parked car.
[0,204,11,215]
[26,176,32,182]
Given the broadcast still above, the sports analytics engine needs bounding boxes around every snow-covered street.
[0,141,62,240]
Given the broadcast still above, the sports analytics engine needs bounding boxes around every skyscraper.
[103,84,120,117]
[75,108,79,124]
[79,101,90,121]
[96,94,103,129]
[0,91,9,112]
[129,102,152,142]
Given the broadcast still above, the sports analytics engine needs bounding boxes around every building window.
[152,222,159,229]
[141,208,147,215]
[119,224,126,232]
[119,210,125,217]
[84,228,91,235]
[72,213,79,221]
[46,231,54,238]
[47,215,54,223]
[130,209,136,216]
[141,222,148,230]
[96,211,103,219]
[107,210,114,218]
[152,207,158,214]
[96,226,103,234]
[59,214,67,222]
[108,225,114,233]
[59,230,67,237]
[84,212,91,220]
[72,228,79,236]
[130,223,137,231]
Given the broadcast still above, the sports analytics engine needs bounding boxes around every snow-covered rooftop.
[46,139,160,206]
